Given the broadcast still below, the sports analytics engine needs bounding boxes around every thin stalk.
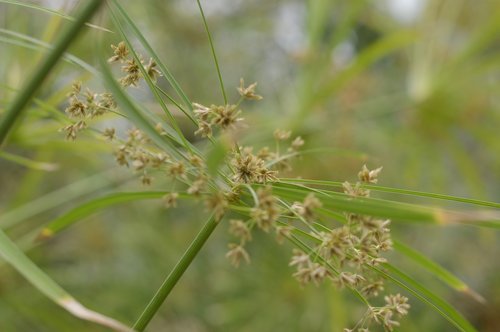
[196,0,227,104]
[133,215,219,331]
[0,0,103,146]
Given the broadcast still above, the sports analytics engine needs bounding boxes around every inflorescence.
[59,40,409,332]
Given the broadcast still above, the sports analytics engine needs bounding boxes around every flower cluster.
[287,165,409,331]
[61,82,116,140]
[58,41,409,332]
[226,186,282,267]
[192,103,243,137]
[345,294,410,332]
[108,41,162,87]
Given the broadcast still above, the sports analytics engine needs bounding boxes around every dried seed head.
[103,128,116,141]
[163,193,179,209]
[65,97,87,118]
[275,225,292,244]
[251,186,280,231]
[187,176,207,196]
[145,58,162,82]
[237,78,263,100]
[273,129,291,141]
[194,121,212,137]
[385,294,410,316]
[61,121,87,141]
[358,165,383,184]
[211,104,243,130]
[108,41,129,63]
[120,59,141,87]
[167,161,186,178]
[141,174,152,186]
[193,103,211,121]
[226,243,250,267]
[290,136,305,150]
[292,193,321,221]
[206,192,228,221]
[228,219,252,243]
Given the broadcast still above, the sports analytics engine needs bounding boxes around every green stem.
[196,0,227,105]
[0,0,103,147]
[133,216,219,331]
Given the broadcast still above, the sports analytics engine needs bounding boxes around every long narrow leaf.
[40,191,187,238]
[281,178,500,209]
[394,241,485,303]
[380,264,478,332]
[0,229,131,331]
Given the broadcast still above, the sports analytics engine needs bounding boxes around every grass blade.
[379,264,478,332]
[280,178,500,209]
[40,191,171,238]
[0,229,132,331]
[0,150,58,171]
[394,241,485,303]
[271,183,438,223]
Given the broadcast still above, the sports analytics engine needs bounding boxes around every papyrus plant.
[0,1,498,331]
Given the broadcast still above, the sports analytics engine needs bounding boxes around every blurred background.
[0,0,499,331]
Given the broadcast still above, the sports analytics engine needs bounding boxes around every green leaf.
[379,264,478,332]
[280,178,500,209]
[40,191,171,238]
[394,241,485,303]
[0,229,131,331]
[0,150,58,171]
[271,182,438,223]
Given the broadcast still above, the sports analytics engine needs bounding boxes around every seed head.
[108,41,129,63]
[237,78,263,100]
[226,243,250,267]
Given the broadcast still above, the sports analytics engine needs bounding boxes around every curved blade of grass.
[0,150,58,171]
[0,0,103,146]
[379,264,478,332]
[39,191,176,238]
[109,0,193,111]
[394,241,485,303]
[280,178,500,209]
[0,0,112,33]
[0,229,132,331]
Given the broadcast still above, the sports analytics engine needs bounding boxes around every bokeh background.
[0,0,499,331]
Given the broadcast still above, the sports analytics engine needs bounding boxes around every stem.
[0,0,103,147]
[133,216,219,331]
[196,0,227,105]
